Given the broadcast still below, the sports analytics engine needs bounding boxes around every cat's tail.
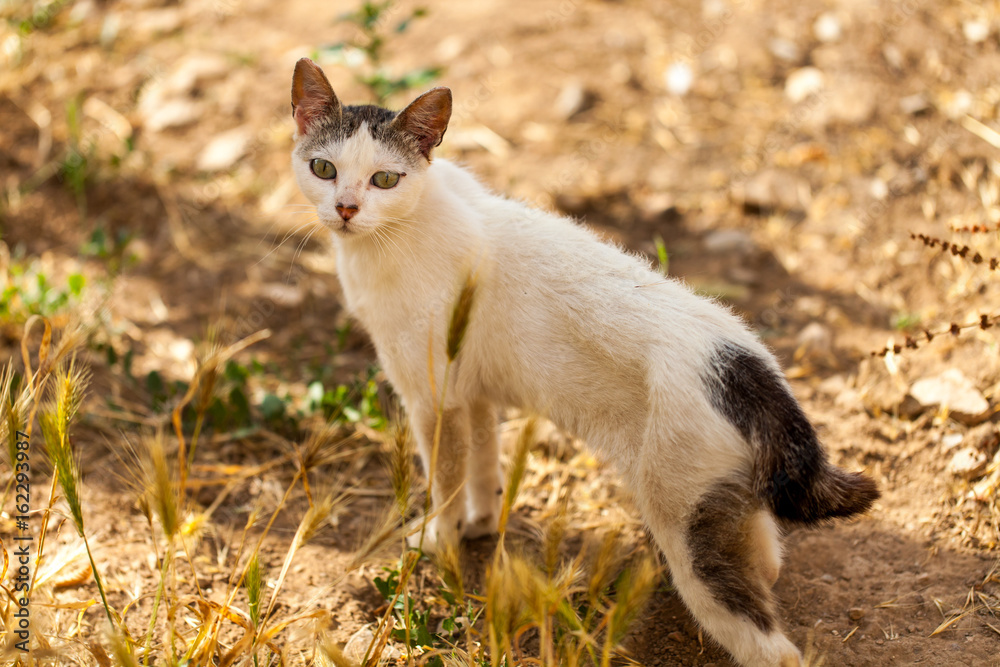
[703,343,880,524]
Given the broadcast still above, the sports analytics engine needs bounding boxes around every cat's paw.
[408,517,460,555]
[463,496,502,539]
[462,511,500,539]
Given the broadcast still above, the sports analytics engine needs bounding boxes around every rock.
[703,229,756,255]
[737,168,811,212]
[132,8,182,36]
[813,12,842,43]
[909,369,990,424]
[667,631,685,643]
[900,92,930,115]
[796,322,833,359]
[143,98,202,131]
[848,607,865,621]
[818,375,846,397]
[963,20,990,44]
[665,62,694,97]
[343,625,401,663]
[941,90,974,119]
[947,447,987,480]
[825,76,878,125]
[768,38,801,63]
[941,432,964,451]
[197,127,252,171]
[821,573,837,584]
[966,423,1000,455]
[785,67,825,103]
[554,81,590,119]
[164,54,230,96]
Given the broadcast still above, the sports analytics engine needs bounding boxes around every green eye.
[310,159,336,180]
[371,171,400,189]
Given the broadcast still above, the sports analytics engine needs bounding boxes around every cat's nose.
[336,203,359,221]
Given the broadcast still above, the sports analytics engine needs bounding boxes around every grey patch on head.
[702,343,879,524]
[299,104,426,168]
[687,479,775,633]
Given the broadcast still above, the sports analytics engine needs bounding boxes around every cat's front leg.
[409,404,471,553]
[463,399,504,539]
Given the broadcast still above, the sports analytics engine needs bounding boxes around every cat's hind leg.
[463,398,504,539]
[642,479,802,667]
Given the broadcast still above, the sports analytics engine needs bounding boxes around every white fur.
[292,129,803,666]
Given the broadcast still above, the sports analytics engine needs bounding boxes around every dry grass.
[0,278,660,667]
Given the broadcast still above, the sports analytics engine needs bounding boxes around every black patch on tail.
[687,480,774,632]
[702,343,879,523]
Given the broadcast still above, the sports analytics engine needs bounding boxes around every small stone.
[554,81,589,119]
[963,20,990,44]
[817,375,846,397]
[900,93,930,115]
[848,607,865,621]
[785,67,825,103]
[941,90,974,119]
[826,76,877,125]
[737,168,811,212]
[941,432,964,451]
[768,38,801,63]
[132,8,182,36]
[143,98,202,131]
[703,229,756,255]
[907,625,917,633]
[197,127,252,171]
[796,322,833,359]
[966,423,1000,454]
[820,573,837,584]
[909,369,990,424]
[665,62,694,97]
[947,447,987,480]
[344,626,401,662]
[875,638,884,645]
[667,631,685,643]
[813,12,842,43]
[343,626,374,663]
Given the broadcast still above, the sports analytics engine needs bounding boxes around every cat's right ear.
[291,58,341,136]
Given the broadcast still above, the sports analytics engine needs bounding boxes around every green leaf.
[146,371,164,396]
[260,393,285,420]
[68,273,85,296]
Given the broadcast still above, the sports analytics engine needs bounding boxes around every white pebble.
[785,67,825,103]
[814,12,842,43]
[963,20,990,44]
[665,62,694,97]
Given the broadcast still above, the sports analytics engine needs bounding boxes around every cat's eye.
[310,159,336,180]
[371,171,400,189]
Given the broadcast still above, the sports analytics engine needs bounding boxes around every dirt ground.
[2,0,1000,665]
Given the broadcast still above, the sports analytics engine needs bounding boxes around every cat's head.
[290,58,451,238]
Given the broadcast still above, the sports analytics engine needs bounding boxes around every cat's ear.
[392,87,452,159]
[291,58,341,135]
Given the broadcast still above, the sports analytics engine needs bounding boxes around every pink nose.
[336,203,359,221]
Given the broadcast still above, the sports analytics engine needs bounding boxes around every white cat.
[289,58,878,667]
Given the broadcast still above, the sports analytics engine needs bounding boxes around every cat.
[289,58,879,667]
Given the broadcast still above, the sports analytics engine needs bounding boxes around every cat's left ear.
[392,87,452,159]
[291,58,341,135]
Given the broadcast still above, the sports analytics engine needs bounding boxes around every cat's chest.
[335,254,435,340]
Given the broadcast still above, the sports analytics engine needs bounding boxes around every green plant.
[61,96,93,218]
[654,234,669,276]
[316,0,442,104]
[0,253,86,324]
[81,224,138,275]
